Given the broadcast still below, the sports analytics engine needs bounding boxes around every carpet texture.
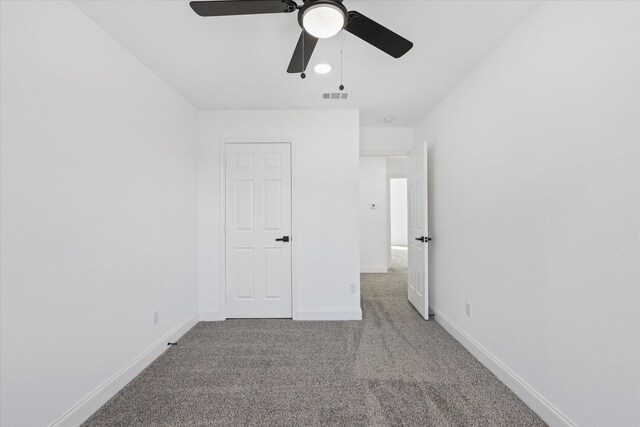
[83,249,545,426]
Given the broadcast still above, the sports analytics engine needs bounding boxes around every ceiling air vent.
[322,92,349,100]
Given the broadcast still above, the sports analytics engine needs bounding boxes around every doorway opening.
[359,143,429,320]
[389,177,408,272]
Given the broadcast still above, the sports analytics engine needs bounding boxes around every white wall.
[359,157,389,273]
[415,2,640,426]
[360,127,414,156]
[198,110,361,321]
[389,179,408,246]
[0,2,199,426]
[386,156,408,177]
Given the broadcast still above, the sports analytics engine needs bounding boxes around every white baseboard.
[430,305,576,427]
[199,308,224,321]
[295,308,362,321]
[361,266,389,273]
[50,314,199,427]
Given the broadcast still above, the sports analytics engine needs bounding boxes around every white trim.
[290,141,298,320]
[360,266,389,273]
[50,315,199,427]
[430,305,576,427]
[296,308,362,321]
[199,309,224,321]
[386,177,391,268]
[219,140,227,320]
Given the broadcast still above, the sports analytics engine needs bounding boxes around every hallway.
[84,263,544,426]
[390,246,408,273]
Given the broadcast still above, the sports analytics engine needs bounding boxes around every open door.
[407,140,430,319]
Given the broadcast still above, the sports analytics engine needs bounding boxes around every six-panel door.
[225,143,292,318]
[408,140,429,319]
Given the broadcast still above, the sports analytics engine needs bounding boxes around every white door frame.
[218,139,296,320]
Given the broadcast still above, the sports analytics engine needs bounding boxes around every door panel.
[235,248,255,299]
[264,180,282,230]
[407,140,429,319]
[236,180,254,230]
[265,248,283,299]
[226,143,292,318]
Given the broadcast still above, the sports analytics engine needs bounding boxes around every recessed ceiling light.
[384,117,394,123]
[314,63,332,74]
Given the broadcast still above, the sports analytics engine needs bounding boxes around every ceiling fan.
[190,0,413,74]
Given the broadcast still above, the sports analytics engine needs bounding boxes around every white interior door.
[407,140,429,319]
[225,143,292,318]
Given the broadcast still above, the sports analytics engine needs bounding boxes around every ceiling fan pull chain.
[301,31,306,79]
[339,31,344,91]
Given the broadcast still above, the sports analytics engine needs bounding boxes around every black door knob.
[415,236,432,242]
[276,236,290,242]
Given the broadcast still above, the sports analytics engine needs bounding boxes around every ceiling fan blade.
[190,0,295,17]
[345,11,413,58]
[287,31,318,73]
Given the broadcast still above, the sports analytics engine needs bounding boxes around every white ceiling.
[73,0,540,126]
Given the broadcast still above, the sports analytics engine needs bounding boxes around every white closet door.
[225,143,292,318]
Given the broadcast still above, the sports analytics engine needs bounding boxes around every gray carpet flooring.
[83,249,545,426]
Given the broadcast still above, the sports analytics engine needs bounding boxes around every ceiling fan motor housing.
[297,0,348,35]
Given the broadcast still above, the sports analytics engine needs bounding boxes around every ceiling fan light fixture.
[302,3,346,39]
